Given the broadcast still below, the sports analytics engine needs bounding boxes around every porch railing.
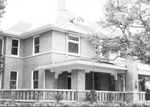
[0,89,147,102]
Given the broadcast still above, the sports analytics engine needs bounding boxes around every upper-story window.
[11,39,19,56]
[10,71,18,89]
[68,35,80,54]
[33,36,40,54]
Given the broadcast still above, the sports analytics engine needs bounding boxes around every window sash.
[10,71,17,89]
[68,35,80,54]
[11,47,18,55]
[33,80,38,89]
[10,81,16,89]
[34,37,40,54]
[34,37,39,45]
[11,39,19,55]
[33,71,39,89]
[34,45,39,53]
[68,42,79,54]
[68,36,79,42]
[12,39,18,47]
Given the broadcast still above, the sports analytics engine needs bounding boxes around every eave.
[1,24,87,39]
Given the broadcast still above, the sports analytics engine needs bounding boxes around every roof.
[2,10,89,39]
[36,59,127,74]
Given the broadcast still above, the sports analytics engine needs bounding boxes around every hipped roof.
[1,10,89,39]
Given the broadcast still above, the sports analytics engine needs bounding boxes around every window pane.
[68,42,78,53]
[34,81,38,89]
[11,47,18,55]
[10,72,17,80]
[68,36,79,41]
[34,45,39,53]
[12,40,18,47]
[33,71,38,80]
[10,81,16,89]
[34,37,39,45]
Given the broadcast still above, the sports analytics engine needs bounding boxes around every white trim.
[5,51,91,59]
[67,34,80,55]
[0,74,2,89]
[43,70,45,89]
[33,35,40,55]
[0,36,4,55]
[9,70,18,89]
[2,23,87,39]
[11,38,20,57]
[31,71,33,89]
[138,70,150,75]
[36,60,126,72]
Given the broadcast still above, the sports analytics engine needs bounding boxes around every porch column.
[45,70,58,89]
[71,69,85,101]
[71,69,85,90]
[38,69,45,89]
[115,74,124,91]
[126,57,139,102]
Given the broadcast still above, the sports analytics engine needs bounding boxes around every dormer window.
[33,36,40,54]
[68,35,80,54]
[11,39,19,56]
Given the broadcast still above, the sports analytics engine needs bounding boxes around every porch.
[0,89,146,102]
[35,59,126,91]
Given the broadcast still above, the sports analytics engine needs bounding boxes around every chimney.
[58,0,66,11]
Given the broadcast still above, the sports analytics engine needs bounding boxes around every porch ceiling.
[36,60,126,74]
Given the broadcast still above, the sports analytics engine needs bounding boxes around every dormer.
[72,16,84,25]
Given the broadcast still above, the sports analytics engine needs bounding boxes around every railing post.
[11,90,15,105]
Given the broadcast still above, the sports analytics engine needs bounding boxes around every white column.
[71,69,85,90]
[38,69,45,89]
[0,74,1,89]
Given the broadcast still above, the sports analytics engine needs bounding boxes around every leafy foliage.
[86,89,97,104]
[55,92,63,103]
[89,0,150,64]
[0,53,4,74]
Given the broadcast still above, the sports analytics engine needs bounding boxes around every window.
[67,73,71,89]
[33,36,40,54]
[94,73,99,90]
[33,71,38,89]
[10,71,17,89]
[0,38,3,54]
[68,35,80,54]
[11,39,19,56]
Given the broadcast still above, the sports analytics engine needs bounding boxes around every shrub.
[55,92,63,103]
[86,89,97,104]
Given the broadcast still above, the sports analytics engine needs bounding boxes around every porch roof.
[36,60,126,74]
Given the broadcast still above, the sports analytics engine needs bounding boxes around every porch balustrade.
[0,89,147,102]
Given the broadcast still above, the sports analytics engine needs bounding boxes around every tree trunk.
[125,56,139,102]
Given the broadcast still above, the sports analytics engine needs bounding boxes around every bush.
[55,92,63,103]
[86,89,97,104]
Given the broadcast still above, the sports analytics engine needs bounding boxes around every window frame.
[32,70,39,89]
[67,35,80,55]
[9,71,18,89]
[0,37,4,55]
[33,36,40,55]
[11,38,20,56]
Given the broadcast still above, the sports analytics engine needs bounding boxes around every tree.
[89,0,150,64]
[0,53,4,74]
[0,0,6,75]
[0,0,6,16]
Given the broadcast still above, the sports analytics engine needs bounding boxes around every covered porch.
[36,60,126,92]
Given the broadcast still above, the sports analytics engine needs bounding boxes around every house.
[0,0,150,102]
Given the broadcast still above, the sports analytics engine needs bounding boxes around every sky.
[1,0,106,30]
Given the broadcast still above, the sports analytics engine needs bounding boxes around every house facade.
[0,0,150,102]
